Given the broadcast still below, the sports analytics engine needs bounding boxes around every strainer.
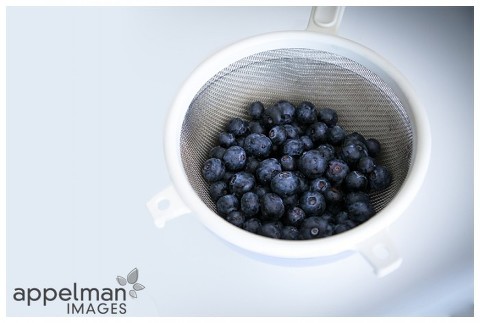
[147,7,431,277]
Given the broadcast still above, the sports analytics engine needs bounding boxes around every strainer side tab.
[307,6,345,34]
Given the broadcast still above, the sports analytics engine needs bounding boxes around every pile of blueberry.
[201,100,392,240]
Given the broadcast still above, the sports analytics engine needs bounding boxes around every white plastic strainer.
[147,7,431,277]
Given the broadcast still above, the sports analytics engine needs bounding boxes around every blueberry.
[317,108,338,126]
[300,216,333,239]
[283,124,300,139]
[298,150,328,179]
[218,131,236,148]
[325,159,349,184]
[284,206,306,227]
[242,217,262,233]
[249,101,265,120]
[229,171,255,196]
[300,135,314,150]
[345,191,370,206]
[341,143,368,165]
[282,139,304,156]
[240,191,260,217]
[275,100,296,123]
[307,122,328,143]
[248,121,266,134]
[345,171,368,191]
[243,133,273,158]
[366,138,381,157]
[268,125,287,145]
[208,146,226,159]
[226,211,245,227]
[216,194,239,216]
[369,165,392,191]
[296,101,317,124]
[227,118,249,137]
[256,158,282,185]
[316,144,336,161]
[347,201,374,222]
[222,146,247,171]
[259,222,282,239]
[327,125,346,145]
[270,171,300,197]
[310,177,331,193]
[358,156,376,174]
[209,181,228,202]
[280,155,296,171]
[299,191,326,216]
[281,226,300,240]
[202,158,226,182]
[261,193,285,221]
[344,132,367,146]
[262,105,284,126]
[324,187,344,204]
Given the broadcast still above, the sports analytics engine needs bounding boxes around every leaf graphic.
[127,268,138,284]
[129,290,137,298]
[116,276,127,286]
[133,283,145,291]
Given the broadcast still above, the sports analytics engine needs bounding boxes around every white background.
[6,6,473,316]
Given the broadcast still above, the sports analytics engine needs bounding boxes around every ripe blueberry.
[229,171,255,196]
[209,181,228,202]
[307,122,328,143]
[218,131,236,148]
[249,101,265,120]
[216,194,239,216]
[299,191,326,216]
[226,211,245,227]
[282,139,304,156]
[202,158,226,182]
[222,145,247,171]
[369,165,392,191]
[260,222,282,239]
[325,159,349,184]
[317,108,338,126]
[298,150,328,179]
[240,191,260,217]
[345,171,368,191]
[227,118,249,137]
[260,193,285,221]
[300,216,333,239]
[366,138,381,157]
[256,158,282,185]
[268,125,287,145]
[243,217,262,233]
[243,133,273,158]
[270,171,300,197]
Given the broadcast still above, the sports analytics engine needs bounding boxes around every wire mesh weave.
[180,48,413,213]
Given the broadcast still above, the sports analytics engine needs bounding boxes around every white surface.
[6,7,473,316]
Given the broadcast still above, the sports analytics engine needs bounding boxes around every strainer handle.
[306,6,345,34]
[146,185,191,228]
[357,230,403,277]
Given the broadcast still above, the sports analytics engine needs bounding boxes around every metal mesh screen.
[180,48,413,213]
